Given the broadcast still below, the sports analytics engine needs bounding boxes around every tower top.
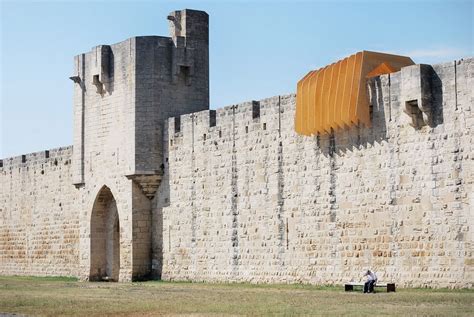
[167,9,209,43]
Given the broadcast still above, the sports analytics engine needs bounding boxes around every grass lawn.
[0,276,472,316]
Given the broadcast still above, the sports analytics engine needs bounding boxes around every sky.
[0,0,472,158]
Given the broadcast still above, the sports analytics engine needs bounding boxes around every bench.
[345,282,396,292]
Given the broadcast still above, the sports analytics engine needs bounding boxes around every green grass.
[5,275,79,282]
[0,276,472,316]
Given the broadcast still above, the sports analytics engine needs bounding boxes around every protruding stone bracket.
[73,182,85,189]
[126,173,163,200]
[401,64,434,128]
[167,11,182,39]
[70,53,85,88]
[69,75,81,84]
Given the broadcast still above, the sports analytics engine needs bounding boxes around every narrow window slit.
[174,117,181,133]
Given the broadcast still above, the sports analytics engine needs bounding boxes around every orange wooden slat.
[366,62,396,78]
[315,66,327,135]
[303,71,317,135]
[335,57,349,130]
[357,51,372,127]
[301,70,312,135]
[328,61,341,131]
[308,69,320,136]
[349,52,363,126]
[295,71,313,135]
[340,54,355,128]
[321,65,333,134]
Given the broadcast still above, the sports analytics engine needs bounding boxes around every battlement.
[167,94,295,145]
[0,146,72,171]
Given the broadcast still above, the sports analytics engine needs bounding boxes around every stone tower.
[69,9,209,281]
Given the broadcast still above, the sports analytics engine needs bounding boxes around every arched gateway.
[90,186,120,281]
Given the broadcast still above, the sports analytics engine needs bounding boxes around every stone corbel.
[126,172,163,200]
[69,54,84,85]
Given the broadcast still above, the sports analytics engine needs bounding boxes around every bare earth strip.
[0,276,472,316]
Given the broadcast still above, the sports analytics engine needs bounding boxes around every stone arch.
[89,185,120,281]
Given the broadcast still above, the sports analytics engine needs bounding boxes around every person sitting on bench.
[363,269,377,293]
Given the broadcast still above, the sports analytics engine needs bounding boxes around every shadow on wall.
[103,50,115,96]
[319,69,444,158]
[430,70,444,127]
[150,132,170,280]
[318,76,389,159]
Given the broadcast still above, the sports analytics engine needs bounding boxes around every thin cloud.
[405,48,470,58]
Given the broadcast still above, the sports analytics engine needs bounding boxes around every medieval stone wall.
[0,38,471,286]
[160,58,473,288]
[0,147,80,277]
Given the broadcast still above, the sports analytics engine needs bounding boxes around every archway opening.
[90,186,120,281]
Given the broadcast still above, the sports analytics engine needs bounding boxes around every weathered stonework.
[0,9,472,287]
[160,58,473,288]
[0,147,80,277]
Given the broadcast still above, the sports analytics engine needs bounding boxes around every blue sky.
[0,0,472,158]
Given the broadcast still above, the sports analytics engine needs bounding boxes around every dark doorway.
[90,186,120,281]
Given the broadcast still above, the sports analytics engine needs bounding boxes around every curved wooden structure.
[295,51,414,135]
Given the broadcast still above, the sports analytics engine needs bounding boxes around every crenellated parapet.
[167,96,295,151]
[166,57,471,152]
[0,146,72,172]
[0,145,79,278]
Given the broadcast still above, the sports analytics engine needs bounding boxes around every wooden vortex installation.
[295,51,414,136]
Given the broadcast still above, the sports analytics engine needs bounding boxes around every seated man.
[363,269,377,293]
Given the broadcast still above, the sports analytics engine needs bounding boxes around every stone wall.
[160,58,473,288]
[0,147,80,277]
